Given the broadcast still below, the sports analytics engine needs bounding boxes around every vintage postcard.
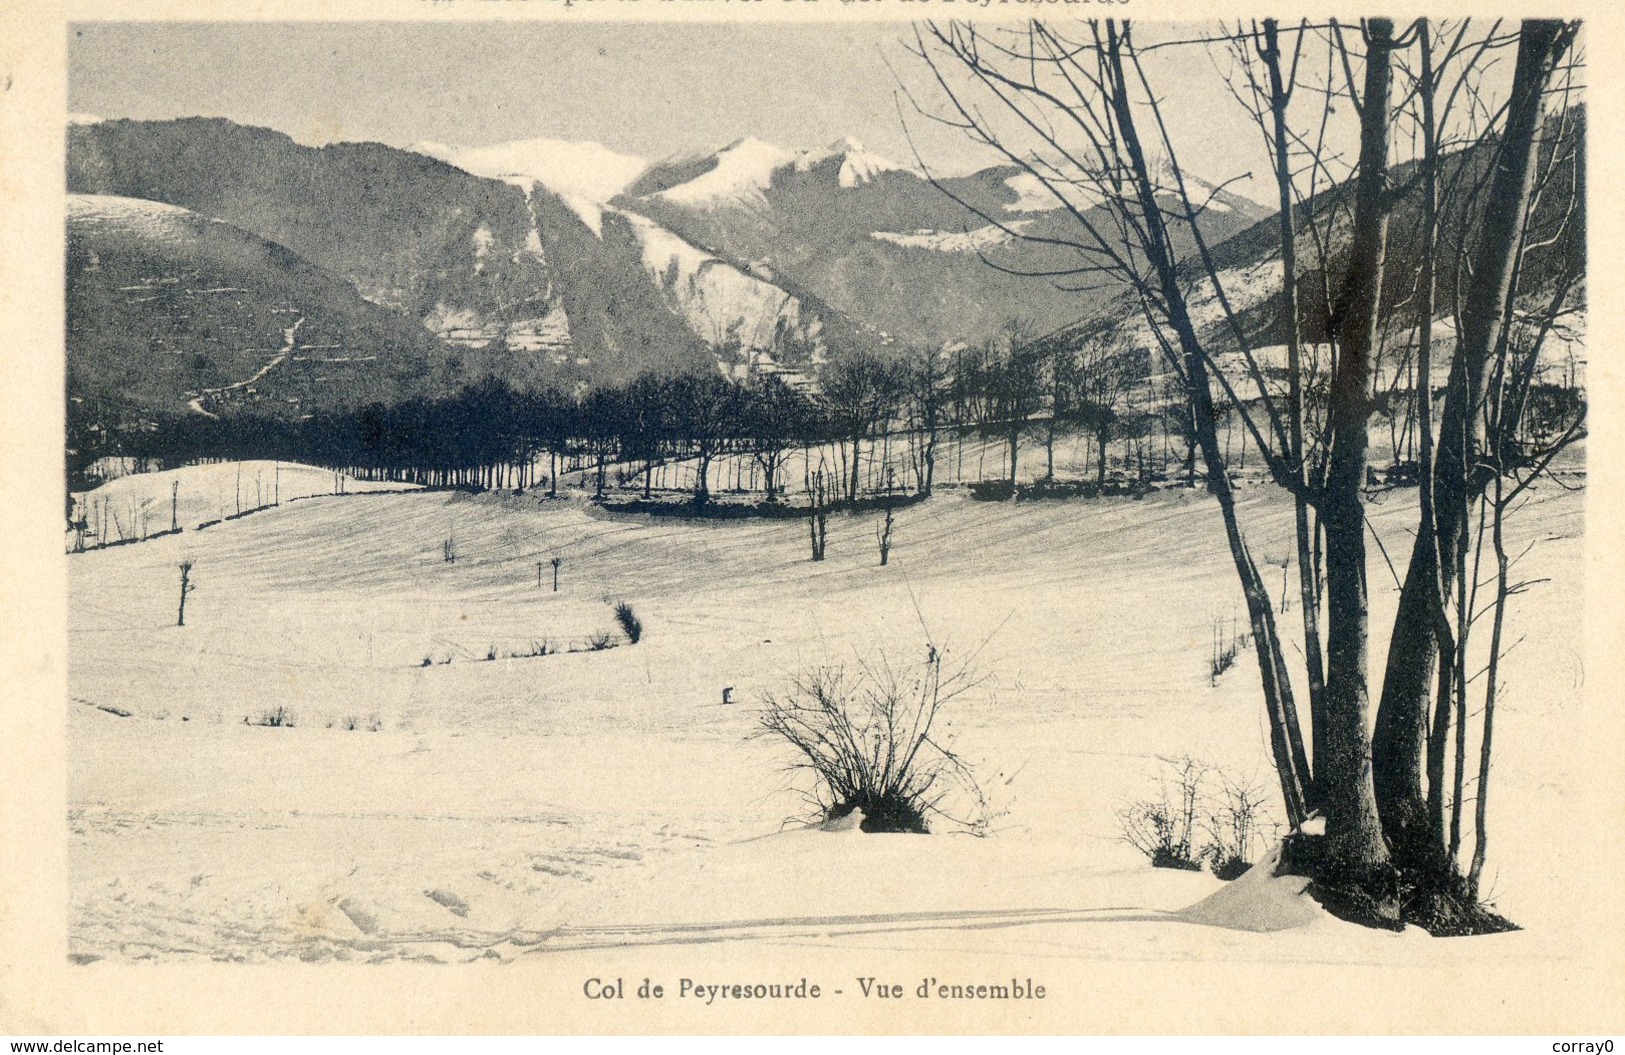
[2,0,1622,1036]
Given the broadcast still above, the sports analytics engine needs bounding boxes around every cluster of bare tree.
[823,331,1152,500]
[911,16,1583,930]
[97,328,1169,511]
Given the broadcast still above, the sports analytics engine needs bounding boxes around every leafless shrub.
[1209,616,1251,684]
[1117,754,1207,871]
[253,705,296,728]
[1203,771,1279,880]
[755,643,993,834]
[1120,756,1281,878]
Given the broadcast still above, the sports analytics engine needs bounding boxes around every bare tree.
[806,464,833,561]
[742,375,813,503]
[910,15,1581,928]
[1313,16,1400,879]
[909,18,1317,835]
[1221,18,1335,792]
[820,351,902,503]
[666,374,744,509]
[1074,334,1146,488]
[1373,19,1581,871]
[980,321,1047,492]
[876,469,898,565]
[904,344,951,496]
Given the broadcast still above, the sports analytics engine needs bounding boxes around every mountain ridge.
[65,114,1277,439]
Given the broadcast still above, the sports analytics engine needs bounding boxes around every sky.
[68,20,1301,201]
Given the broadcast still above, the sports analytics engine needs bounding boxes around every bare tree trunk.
[1450,500,1483,863]
[1008,423,1020,491]
[1470,476,1511,896]
[1261,19,1328,803]
[1373,18,1576,869]
[1045,413,1056,482]
[807,467,830,561]
[1104,23,1308,826]
[877,481,896,566]
[694,450,712,507]
[1375,21,1449,863]
[1096,426,1109,488]
[1317,17,1397,879]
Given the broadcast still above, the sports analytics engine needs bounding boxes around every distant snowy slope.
[795,136,913,189]
[610,206,825,367]
[648,137,799,210]
[619,135,1271,348]
[871,222,1032,254]
[70,461,416,542]
[70,192,217,239]
[415,137,648,207]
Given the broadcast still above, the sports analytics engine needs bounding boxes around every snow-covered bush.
[755,644,991,834]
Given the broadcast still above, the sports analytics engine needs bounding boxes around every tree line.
[75,330,1169,507]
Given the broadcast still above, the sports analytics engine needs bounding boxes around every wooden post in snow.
[177,560,195,627]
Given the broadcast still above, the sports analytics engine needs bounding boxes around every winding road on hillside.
[187,315,305,418]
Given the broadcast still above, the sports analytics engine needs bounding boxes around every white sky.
[69,21,1306,201]
[68,20,1545,206]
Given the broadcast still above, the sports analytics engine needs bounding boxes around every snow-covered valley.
[67,462,1590,974]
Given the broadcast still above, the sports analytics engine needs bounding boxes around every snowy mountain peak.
[651,137,799,210]
[1146,155,1244,212]
[413,137,649,206]
[798,136,910,188]
[725,135,791,158]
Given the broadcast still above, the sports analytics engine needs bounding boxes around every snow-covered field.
[70,460,415,550]
[67,461,1589,973]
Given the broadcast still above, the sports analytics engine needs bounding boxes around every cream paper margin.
[1,0,1621,1035]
